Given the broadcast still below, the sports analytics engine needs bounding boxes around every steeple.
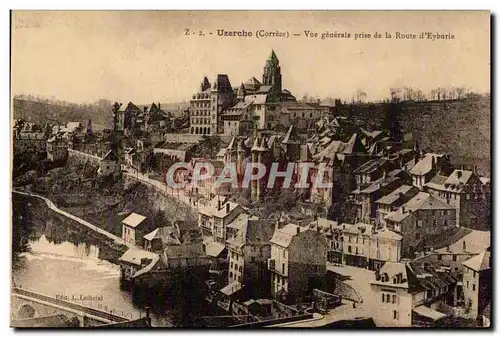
[258,137,269,152]
[251,137,261,152]
[237,82,246,101]
[200,76,211,91]
[269,49,278,64]
[262,50,282,94]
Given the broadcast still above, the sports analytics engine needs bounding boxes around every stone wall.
[67,148,102,166]
[123,175,197,222]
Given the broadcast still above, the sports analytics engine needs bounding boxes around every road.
[12,189,137,249]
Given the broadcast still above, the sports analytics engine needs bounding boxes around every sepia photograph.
[10,10,491,328]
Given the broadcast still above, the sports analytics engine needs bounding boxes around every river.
[11,193,186,327]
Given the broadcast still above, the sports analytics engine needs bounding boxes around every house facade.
[268,224,327,304]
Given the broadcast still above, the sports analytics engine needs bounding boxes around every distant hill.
[13,97,113,131]
[12,97,190,129]
[337,95,491,176]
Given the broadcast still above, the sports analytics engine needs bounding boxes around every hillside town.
[12,50,491,328]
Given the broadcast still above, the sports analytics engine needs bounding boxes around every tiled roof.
[435,230,490,255]
[313,140,345,161]
[376,185,417,205]
[385,192,454,223]
[198,195,228,217]
[409,153,443,176]
[213,201,240,218]
[343,223,373,235]
[270,224,309,248]
[463,250,490,272]
[122,212,147,228]
[205,242,226,257]
[360,176,400,194]
[343,133,365,154]
[119,248,158,266]
[373,229,402,241]
[444,169,474,186]
[142,226,181,245]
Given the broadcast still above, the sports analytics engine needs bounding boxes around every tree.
[12,195,33,265]
[86,119,94,141]
[382,102,404,142]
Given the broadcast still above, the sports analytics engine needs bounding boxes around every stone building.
[226,216,276,299]
[268,224,327,304]
[462,249,491,321]
[189,75,235,135]
[46,135,68,162]
[425,169,490,228]
[369,260,460,327]
[385,192,457,258]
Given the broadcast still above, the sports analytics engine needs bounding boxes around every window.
[392,295,397,304]
[348,246,352,254]
[466,194,470,200]
[283,250,286,258]
[393,310,399,320]
[415,233,420,240]
[381,294,385,302]
[417,221,423,228]
[467,281,469,289]
[453,255,457,262]
[229,271,233,278]
[438,255,442,261]
[282,263,285,274]
[472,284,476,291]
[356,247,359,255]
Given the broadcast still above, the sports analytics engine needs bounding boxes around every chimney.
[158,102,161,110]
[402,205,405,213]
[296,226,300,235]
[144,107,148,112]
[226,202,230,214]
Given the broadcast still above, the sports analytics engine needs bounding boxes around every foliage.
[12,194,33,265]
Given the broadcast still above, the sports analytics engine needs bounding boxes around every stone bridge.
[11,287,131,327]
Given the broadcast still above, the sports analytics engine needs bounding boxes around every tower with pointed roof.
[237,83,246,102]
[262,50,282,96]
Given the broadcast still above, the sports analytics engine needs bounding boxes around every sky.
[11,11,490,104]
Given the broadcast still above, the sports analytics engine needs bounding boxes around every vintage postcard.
[10,10,491,328]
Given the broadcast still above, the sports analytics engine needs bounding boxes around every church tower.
[262,50,282,95]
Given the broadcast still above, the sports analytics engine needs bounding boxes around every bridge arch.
[18,304,36,319]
